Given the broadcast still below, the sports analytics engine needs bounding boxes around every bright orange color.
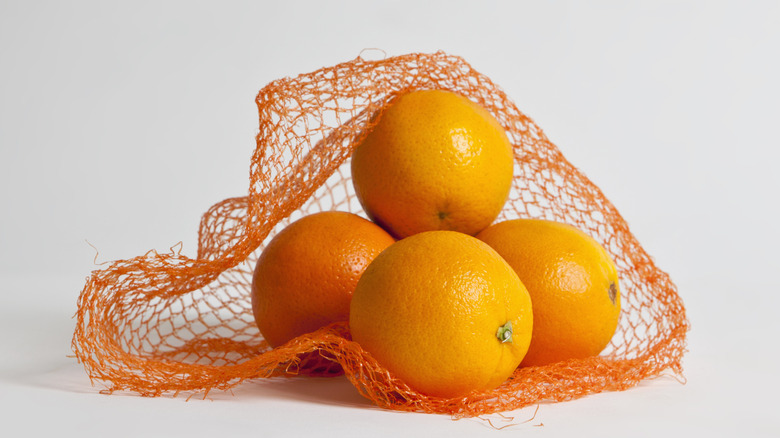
[73,53,689,416]
[251,211,395,348]
[351,89,514,239]
[477,219,621,367]
[349,231,533,398]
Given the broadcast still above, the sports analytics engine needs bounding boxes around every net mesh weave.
[72,51,688,416]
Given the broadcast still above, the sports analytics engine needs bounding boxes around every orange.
[251,211,395,348]
[349,231,533,398]
[476,219,621,367]
[351,89,514,239]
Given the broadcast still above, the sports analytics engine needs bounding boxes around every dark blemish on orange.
[609,282,617,305]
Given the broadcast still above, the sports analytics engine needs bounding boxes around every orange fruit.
[351,89,514,239]
[251,211,395,348]
[349,231,533,398]
[476,219,621,367]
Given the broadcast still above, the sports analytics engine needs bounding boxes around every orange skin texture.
[251,211,395,348]
[477,219,621,367]
[351,89,513,239]
[349,231,533,399]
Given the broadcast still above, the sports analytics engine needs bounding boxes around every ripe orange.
[351,89,514,239]
[349,231,533,398]
[476,219,621,367]
[251,211,395,348]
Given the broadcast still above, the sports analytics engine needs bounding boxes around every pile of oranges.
[251,90,621,398]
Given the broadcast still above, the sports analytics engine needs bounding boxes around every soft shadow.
[0,305,377,409]
[0,303,93,390]
[0,309,100,394]
[212,375,376,410]
[11,361,98,394]
[0,305,381,411]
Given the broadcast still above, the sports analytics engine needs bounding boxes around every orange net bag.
[72,51,688,416]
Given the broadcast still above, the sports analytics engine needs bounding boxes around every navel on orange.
[477,219,621,367]
[251,211,395,348]
[351,89,514,238]
[349,231,533,398]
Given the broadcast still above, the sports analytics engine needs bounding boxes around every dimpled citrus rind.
[477,219,621,367]
[351,89,514,238]
[251,211,395,348]
[349,230,533,398]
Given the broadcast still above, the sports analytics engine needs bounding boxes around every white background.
[2,1,779,436]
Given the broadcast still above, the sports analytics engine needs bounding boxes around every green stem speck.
[496,321,513,344]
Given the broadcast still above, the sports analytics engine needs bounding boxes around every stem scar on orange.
[349,231,533,398]
[351,89,513,239]
[251,211,395,348]
[477,219,621,367]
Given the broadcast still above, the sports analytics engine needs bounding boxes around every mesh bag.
[72,51,688,416]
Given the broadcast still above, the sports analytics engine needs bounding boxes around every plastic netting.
[72,51,688,416]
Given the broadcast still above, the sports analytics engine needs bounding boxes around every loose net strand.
[72,51,689,416]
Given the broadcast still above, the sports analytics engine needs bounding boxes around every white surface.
[2,1,779,436]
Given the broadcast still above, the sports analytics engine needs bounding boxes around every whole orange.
[251,211,395,348]
[476,219,621,367]
[349,231,533,398]
[351,89,514,239]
